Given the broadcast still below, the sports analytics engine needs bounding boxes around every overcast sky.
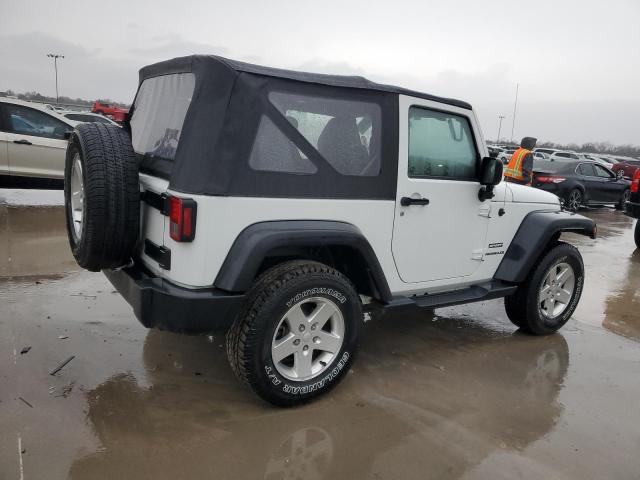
[1,0,639,145]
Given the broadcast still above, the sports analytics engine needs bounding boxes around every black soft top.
[139,55,472,110]
[131,55,475,199]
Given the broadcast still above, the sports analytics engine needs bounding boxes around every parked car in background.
[624,169,640,248]
[534,148,563,156]
[91,101,129,123]
[60,111,120,126]
[548,151,580,161]
[497,147,517,164]
[0,97,74,180]
[610,156,640,180]
[582,154,616,167]
[44,104,66,113]
[533,160,630,211]
[534,151,548,160]
[487,145,505,158]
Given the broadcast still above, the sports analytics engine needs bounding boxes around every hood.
[506,183,560,205]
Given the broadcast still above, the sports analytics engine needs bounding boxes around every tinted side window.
[578,163,596,176]
[130,73,195,161]
[408,106,477,179]
[249,116,317,174]
[269,92,381,176]
[3,104,69,139]
[594,164,614,178]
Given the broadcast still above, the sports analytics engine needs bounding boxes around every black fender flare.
[214,220,392,301]
[494,210,596,284]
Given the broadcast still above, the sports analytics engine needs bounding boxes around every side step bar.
[368,281,517,315]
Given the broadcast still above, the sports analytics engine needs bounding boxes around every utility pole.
[46,53,64,103]
[497,115,505,143]
[510,83,519,144]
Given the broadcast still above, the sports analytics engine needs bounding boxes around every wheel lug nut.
[293,339,301,346]
[303,345,309,352]
[311,323,317,331]
[298,325,305,332]
[313,336,320,344]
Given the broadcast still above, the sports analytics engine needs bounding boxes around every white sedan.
[0,98,75,180]
[59,110,120,126]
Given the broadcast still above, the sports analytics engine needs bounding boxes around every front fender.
[494,210,596,284]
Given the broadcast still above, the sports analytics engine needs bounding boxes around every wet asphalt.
[1,190,639,479]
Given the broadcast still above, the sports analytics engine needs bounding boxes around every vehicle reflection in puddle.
[603,250,640,341]
[67,317,568,479]
[564,208,638,338]
[0,202,77,277]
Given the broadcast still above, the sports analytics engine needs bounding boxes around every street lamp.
[46,53,64,103]
[497,115,505,143]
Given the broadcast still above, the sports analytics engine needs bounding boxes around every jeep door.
[392,96,489,283]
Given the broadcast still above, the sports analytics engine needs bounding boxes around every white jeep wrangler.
[63,55,596,406]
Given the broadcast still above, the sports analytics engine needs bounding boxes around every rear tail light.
[169,196,197,242]
[536,176,566,184]
[631,170,640,193]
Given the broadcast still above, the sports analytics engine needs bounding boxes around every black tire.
[565,188,583,212]
[64,123,139,272]
[504,242,584,335]
[616,189,630,211]
[226,261,362,407]
[635,221,640,250]
[504,294,526,328]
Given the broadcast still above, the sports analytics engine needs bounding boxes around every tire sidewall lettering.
[269,351,350,395]
[285,288,346,309]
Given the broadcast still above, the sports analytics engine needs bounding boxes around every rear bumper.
[626,201,640,218]
[104,265,244,333]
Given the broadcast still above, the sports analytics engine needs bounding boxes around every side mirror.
[478,157,503,201]
[480,156,503,186]
[64,130,72,140]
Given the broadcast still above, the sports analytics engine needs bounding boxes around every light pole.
[510,83,519,144]
[497,115,505,143]
[47,53,64,103]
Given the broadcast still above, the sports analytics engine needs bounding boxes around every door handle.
[401,196,430,207]
[13,139,32,145]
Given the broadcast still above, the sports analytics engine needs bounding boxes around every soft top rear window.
[130,73,195,162]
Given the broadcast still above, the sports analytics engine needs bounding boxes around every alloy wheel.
[271,297,345,382]
[538,262,575,319]
[567,190,582,211]
[70,153,85,242]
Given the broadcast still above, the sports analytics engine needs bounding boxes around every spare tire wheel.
[64,123,140,271]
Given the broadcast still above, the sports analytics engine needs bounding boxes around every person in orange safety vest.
[504,137,537,185]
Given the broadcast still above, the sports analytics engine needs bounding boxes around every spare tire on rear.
[64,123,140,272]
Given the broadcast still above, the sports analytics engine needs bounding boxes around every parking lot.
[0,190,638,479]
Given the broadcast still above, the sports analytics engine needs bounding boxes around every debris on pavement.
[19,397,34,408]
[54,382,75,398]
[20,346,31,355]
[49,355,76,376]
[70,293,97,299]
[58,335,69,340]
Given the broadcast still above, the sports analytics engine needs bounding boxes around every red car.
[91,101,129,123]
[610,156,640,180]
